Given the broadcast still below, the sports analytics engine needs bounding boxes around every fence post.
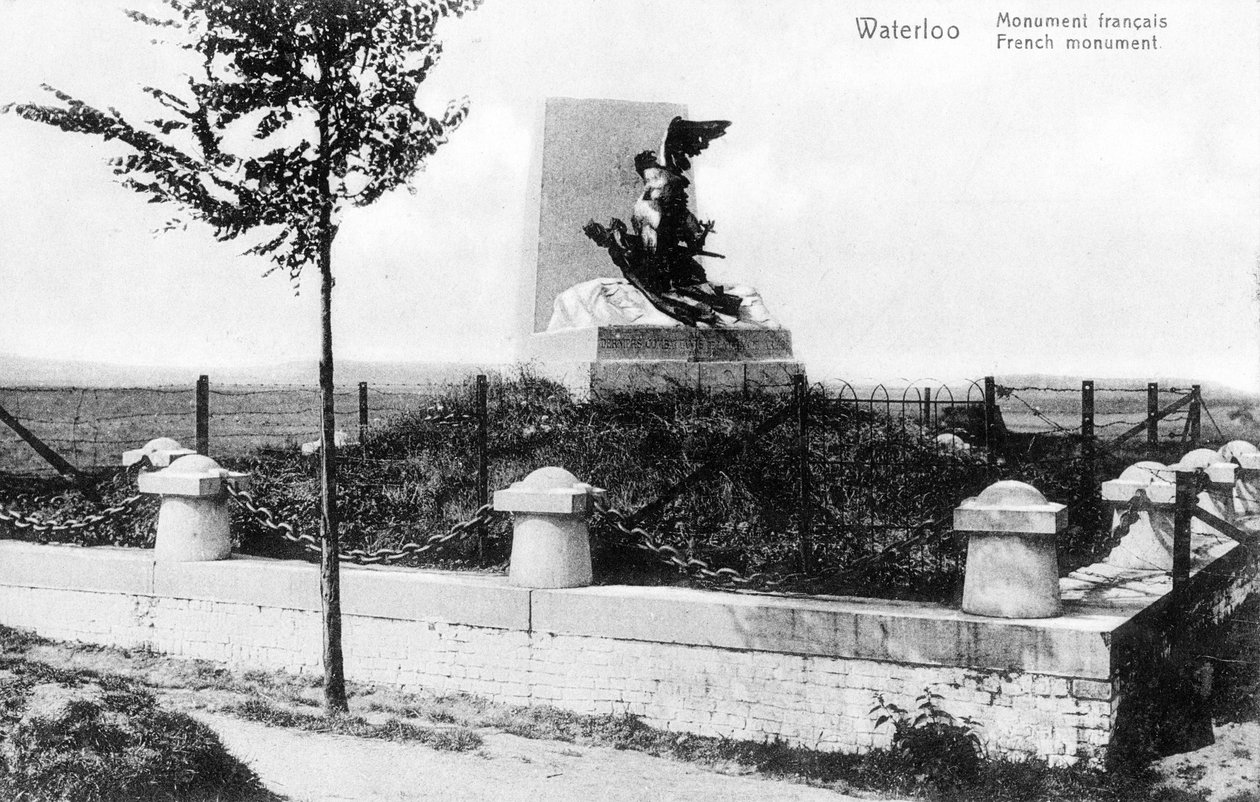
[793,373,813,573]
[195,375,209,456]
[476,374,489,561]
[983,376,997,469]
[1172,469,1195,596]
[358,382,368,447]
[1147,382,1159,448]
[922,385,932,428]
[1189,385,1201,446]
[1081,379,1095,491]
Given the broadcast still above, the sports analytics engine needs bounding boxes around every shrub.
[871,688,985,790]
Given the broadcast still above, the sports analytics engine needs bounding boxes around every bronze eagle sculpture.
[584,116,742,327]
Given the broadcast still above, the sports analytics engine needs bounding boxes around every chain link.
[225,484,497,565]
[591,495,791,587]
[0,492,149,534]
[1111,491,1153,540]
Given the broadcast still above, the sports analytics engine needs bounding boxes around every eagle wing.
[659,117,730,173]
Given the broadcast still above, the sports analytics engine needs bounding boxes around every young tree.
[4,0,480,712]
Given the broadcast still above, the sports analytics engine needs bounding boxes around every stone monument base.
[526,326,803,399]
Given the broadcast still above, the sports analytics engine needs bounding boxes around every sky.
[1,0,1258,389]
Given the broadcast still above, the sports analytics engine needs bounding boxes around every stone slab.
[1101,479,1177,504]
[592,361,701,394]
[154,557,323,610]
[151,556,532,632]
[533,98,688,333]
[138,470,250,497]
[954,506,1067,534]
[530,584,1121,678]
[529,327,794,363]
[0,542,154,595]
[339,566,531,630]
[494,486,596,514]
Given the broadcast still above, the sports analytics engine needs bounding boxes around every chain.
[1111,491,1153,540]
[0,493,148,534]
[225,484,497,565]
[591,495,791,587]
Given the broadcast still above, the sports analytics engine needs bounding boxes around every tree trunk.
[318,230,347,714]
[316,86,348,715]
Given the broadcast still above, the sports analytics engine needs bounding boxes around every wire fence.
[0,376,487,477]
[0,372,1253,603]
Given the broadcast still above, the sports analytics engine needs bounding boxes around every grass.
[223,697,482,751]
[0,643,275,801]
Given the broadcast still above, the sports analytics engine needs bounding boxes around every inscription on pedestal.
[596,327,792,362]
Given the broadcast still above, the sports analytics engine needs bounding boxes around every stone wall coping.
[0,539,1245,682]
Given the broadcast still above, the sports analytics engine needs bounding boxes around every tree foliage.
[3,0,478,283]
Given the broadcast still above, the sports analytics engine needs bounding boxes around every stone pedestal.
[1101,461,1176,570]
[138,455,249,562]
[1171,449,1239,535]
[494,467,604,588]
[955,480,1065,618]
[527,326,803,398]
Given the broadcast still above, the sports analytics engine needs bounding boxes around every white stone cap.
[953,480,1066,534]
[1169,448,1237,486]
[494,466,606,515]
[1219,440,1259,464]
[122,437,197,468]
[1101,461,1176,504]
[1238,453,1260,471]
[934,433,970,452]
[137,454,250,497]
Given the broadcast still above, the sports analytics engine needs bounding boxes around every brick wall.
[0,540,1253,767]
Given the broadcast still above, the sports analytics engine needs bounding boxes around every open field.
[0,381,473,476]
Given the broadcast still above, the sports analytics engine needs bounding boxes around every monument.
[524,97,802,397]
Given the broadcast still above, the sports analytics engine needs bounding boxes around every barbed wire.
[996,389,1081,435]
[995,384,1193,395]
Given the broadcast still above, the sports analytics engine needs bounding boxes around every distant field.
[0,382,471,476]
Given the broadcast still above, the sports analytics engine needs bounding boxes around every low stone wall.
[0,539,1253,767]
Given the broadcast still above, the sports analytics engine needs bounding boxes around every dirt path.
[194,712,881,802]
[1154,720,1260,801]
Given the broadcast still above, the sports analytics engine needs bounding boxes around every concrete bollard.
[1172,448,1238,535]
[1220,441,1260,520]
[955,480,1065,618]
[137,454,250,562]
[122,437,196,468]
[494,467,605,589]
[1101,461,1176,570]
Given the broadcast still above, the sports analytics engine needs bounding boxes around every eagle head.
[633,150,657,177]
